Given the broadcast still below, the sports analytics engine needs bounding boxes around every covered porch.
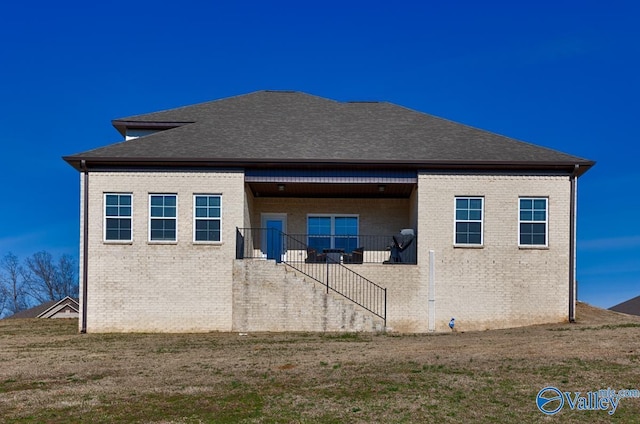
[240,168,419,265]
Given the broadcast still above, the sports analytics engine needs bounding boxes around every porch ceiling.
[247,182,415,198]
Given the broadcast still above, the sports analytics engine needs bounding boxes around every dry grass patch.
[1,303,639,423]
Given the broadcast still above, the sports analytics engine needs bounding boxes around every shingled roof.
[4,297,79,319]
[64,90,594,175]
[609,295,640,316]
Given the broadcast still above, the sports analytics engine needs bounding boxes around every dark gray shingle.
[609,295,640,316]
[64,91,594,172]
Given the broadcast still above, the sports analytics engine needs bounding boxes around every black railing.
[236,228,416,264]
[236,227,388,326]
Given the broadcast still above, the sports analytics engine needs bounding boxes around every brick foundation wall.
[341,264,423,332]
[232,260,382,332]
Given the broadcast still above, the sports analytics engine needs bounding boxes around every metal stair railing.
[236,227,386,328]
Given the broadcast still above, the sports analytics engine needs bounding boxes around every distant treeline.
[0,252,78,319]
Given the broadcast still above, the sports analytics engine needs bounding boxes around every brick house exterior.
[64,91,594,333]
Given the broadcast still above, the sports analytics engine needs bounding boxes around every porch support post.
[326,260,329,293]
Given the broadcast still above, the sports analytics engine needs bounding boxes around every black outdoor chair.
[342,247,364,264]
[305,247,327,263]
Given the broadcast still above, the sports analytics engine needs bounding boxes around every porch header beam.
[245,168,417,184]
[245,175,417,184]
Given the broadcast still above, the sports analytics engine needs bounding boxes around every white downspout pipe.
[428,250,436,332]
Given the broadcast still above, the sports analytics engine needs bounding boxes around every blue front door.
[266,219,283,262]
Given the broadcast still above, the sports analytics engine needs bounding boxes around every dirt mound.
[575,301,640,325]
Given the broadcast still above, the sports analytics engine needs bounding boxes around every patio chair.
[342,247,364,264]
[305,247,327,263]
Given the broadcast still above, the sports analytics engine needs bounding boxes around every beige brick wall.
[233,260,383,332]
[83,170,244,332]
[79,170,573,334]
[341,264,423,332]
[417,173,572,332]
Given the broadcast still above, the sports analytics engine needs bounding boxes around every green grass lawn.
[1,304,639,423]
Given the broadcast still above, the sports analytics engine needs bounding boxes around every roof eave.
[111,120,194,137]
[62,156,595,176]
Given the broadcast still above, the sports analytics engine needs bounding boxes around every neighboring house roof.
[63,91,594,176]
[4,297,79,319]
[609,295,640,316]
[38,296,79,318]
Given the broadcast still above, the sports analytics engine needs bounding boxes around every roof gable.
[38,296,80,318]
[4,297,79,319]
[64,91,594,174]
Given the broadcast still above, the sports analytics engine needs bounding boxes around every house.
[609,295,640,316]
[4,297,79,319]
[63,91,594,333]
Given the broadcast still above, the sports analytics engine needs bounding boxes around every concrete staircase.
[232,259,384,332]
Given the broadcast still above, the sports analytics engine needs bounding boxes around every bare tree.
[0,252,28,316]
[23,251,78,303]
[56,254,78,300]
[1,251,78,312]
[0,281,7,318]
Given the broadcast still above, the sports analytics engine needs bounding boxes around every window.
[455,197,483,245]
[149,194,177,241]
[105,194,132,241]
[307,215,358,252]
[194,195,221,242]
[308,216,331,251]
[519,198,547,246]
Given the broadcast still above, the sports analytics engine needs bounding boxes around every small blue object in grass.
[449,318,455,331]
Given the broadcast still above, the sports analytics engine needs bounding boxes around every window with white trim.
[454,197,483,245]
[194,195,221,242]
[104,193,132,241]
[519,197,548,246]
[149,194,177,241]
[307,215,358,252]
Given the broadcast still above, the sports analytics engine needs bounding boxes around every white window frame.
[518,197,548,247]
[148,194,178,243]
[104,193,133,242]
[453,197,484,247]
[306,214,359,250]
[193,194,222,243]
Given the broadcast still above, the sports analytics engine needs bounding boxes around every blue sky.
[0,1,638,309]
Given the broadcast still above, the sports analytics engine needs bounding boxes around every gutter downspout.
[80,160,89,333]
[428,250,436,332]
[568,164,579,323]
